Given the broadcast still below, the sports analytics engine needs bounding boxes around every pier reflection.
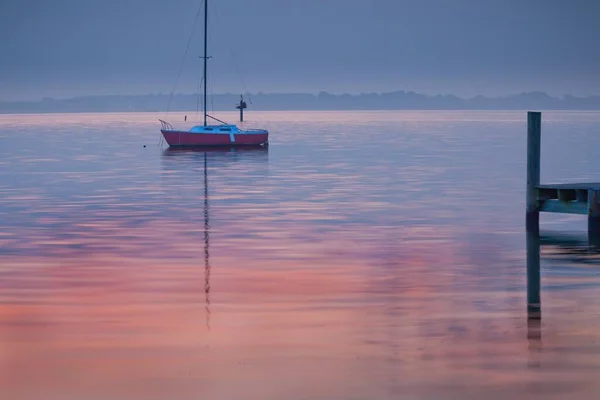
[527,230,600,321]
[526,232,541,319]
[540,232,600,260]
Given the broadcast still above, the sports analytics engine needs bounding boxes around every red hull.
[161,130,268,147]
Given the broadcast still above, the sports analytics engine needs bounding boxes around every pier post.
[526,112,542,234]
[526,231,541,319]
[588,190,600,245]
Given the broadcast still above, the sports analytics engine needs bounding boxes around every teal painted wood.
[538,183,600,190]
[526,112,541,213]
[526,112,542,233]
[539,200,587,215]
[524,111,599,321]
[526,232,541,320]
[589,190,600,237]
[535,185,600,216]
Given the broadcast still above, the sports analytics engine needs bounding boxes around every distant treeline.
[1,91,600,113]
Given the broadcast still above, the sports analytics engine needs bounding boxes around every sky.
[1,0,599,101]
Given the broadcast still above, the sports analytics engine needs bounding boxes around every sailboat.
[159,0,269,147]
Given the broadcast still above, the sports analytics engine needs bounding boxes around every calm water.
[2,110,600,399]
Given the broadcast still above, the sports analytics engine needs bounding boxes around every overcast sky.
[1,0,599,101]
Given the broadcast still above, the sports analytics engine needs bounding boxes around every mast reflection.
[161,146,269,331]
[204,151,211,330]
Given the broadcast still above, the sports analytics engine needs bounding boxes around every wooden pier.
[526,111,600,319]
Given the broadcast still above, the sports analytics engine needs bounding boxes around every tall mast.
[203,0,208,126]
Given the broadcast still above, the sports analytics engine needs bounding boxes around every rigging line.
[197,76,203,121]
[229,47,253,104]
[229,46,252,104]
[210,3,253,103]
[164,0,205,118]
[211,81,215,114]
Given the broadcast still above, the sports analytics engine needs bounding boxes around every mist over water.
[2,110,600,399]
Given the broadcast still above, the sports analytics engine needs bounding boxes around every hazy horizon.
[2,0,599,101]
[5,88,600,103]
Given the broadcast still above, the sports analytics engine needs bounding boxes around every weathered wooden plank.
[539,199,588,215]
[538,183,600,190]
[576,189,588,203]
[527,231,541,320]
[589,190,600,238]
[537,187,557,201]
[526,112,541,233]
[558,189,576,202]
[523,111,600,320]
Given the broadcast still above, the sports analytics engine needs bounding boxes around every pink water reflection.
[3,220,600,399]
[2,111,600,399]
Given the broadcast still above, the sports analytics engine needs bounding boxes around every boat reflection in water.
[160,146,269,330]
[162,145,270,158]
